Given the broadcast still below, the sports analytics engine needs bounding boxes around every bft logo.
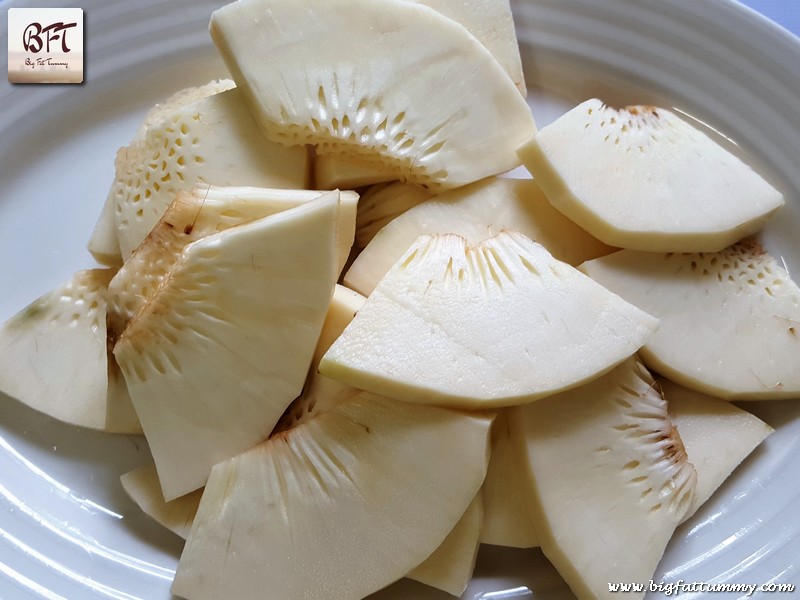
[8,8,84,84]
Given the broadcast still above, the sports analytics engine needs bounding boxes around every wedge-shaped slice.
[355,182,433,250]
[108,186,356,337]
[345,177,614,296]
[407,494,483,597]
[480,409,539,548]
[662,378,773,519]
[172,394,493,600]
[512,357,697,600]
[314,155,397,192]
[517,99,784,251]
[0,269,139,433]
[211,0,536,190]
[111,87,308,259]
[114,194,339,500]
[580,240,800,399]
[88,80,237,266]
[323,230,657,408]
[121,464,202,539]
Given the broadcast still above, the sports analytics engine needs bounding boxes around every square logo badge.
[8,8,84,84]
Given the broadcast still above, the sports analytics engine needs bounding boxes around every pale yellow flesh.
[115,194,340,500]
[518,99,784,251]
[511,357,696,600]
[345,177,614,296]
[324,231,657,408]
[314,154,397,191]
[354,181,434,250]
[172,394,493,600]
[580,241,800,399]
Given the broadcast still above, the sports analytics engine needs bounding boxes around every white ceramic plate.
[1,1,799,598]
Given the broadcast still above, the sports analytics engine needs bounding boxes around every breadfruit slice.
[210,0,536,190]
[580,240,800,399]
[407,493,483,597]
[110,87,308,259]
[662,378,773,519]
[88,80,237,266]
[345,177,614,296]
[517,98,784,251]
[114,194,340,500]
[108,186,356,338]
[314,154,397,192]
[121,464,202,539]
[480,409,539,548]
[322,230,658,408]
[0,269,139,433]
[512,357,697,600]
[355,182,434,250]
[171,394,493,600]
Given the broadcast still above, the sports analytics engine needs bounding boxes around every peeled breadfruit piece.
[114,194,340,500]
[210,0,536,190]
[480,409,539,548]
[662,378,774,520]
[345,177,614,296]
[407,493,483,597]
[0,269,139,433]
[322,230,658,409]
[88,79,237,266]
[517,98,784,251]
[110,87,308,259]
[171,394,493,600]
[355,182,434,250]
[511,357,697,600]
[314,154,397,192]
[580,240,800,399]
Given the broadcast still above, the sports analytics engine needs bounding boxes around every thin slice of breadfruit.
[517,99,784,251]
[511,357,697,600]
[580,240,800,399]
[210,0,536,190]
[0,269,139,433]
[114,193,340,501]
[171,394,493,600]
[322,230,657,408]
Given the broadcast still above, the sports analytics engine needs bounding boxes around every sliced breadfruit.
[407,493,483,597]
[662,378,773,519]
[314,154,397,192]
[88,80,237,266]
[517,98,784,251]
[511,357,697,600]
[480,409,539,548]
[321,230,658,409]
[110,87,308,259]
[210,0,536,190]
[114,194,340,500]
[171,393,493,600]
[121,464,202,539]
[355,182,434,250]
[108,185,356,338]
[345,177,614,296]
[0,269,139,433]
[580,240,800,399]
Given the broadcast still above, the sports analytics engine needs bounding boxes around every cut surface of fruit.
[662,378,773,519]
[0,269,139,433]
[345,177,614,296]
[322,230,658,408]
[210,0,536,189]
[171,394,493,600]
[580,240,800,399]
[354,181,434,250]
[88,80,237,266]
[512,357,697,600]
[114,194,340,500]
[314,154,397,192]
[111,87,308,259]
[121,464,202,540]
[407,493,483,597]
[517,98,784,251]
[480,409,539,548]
